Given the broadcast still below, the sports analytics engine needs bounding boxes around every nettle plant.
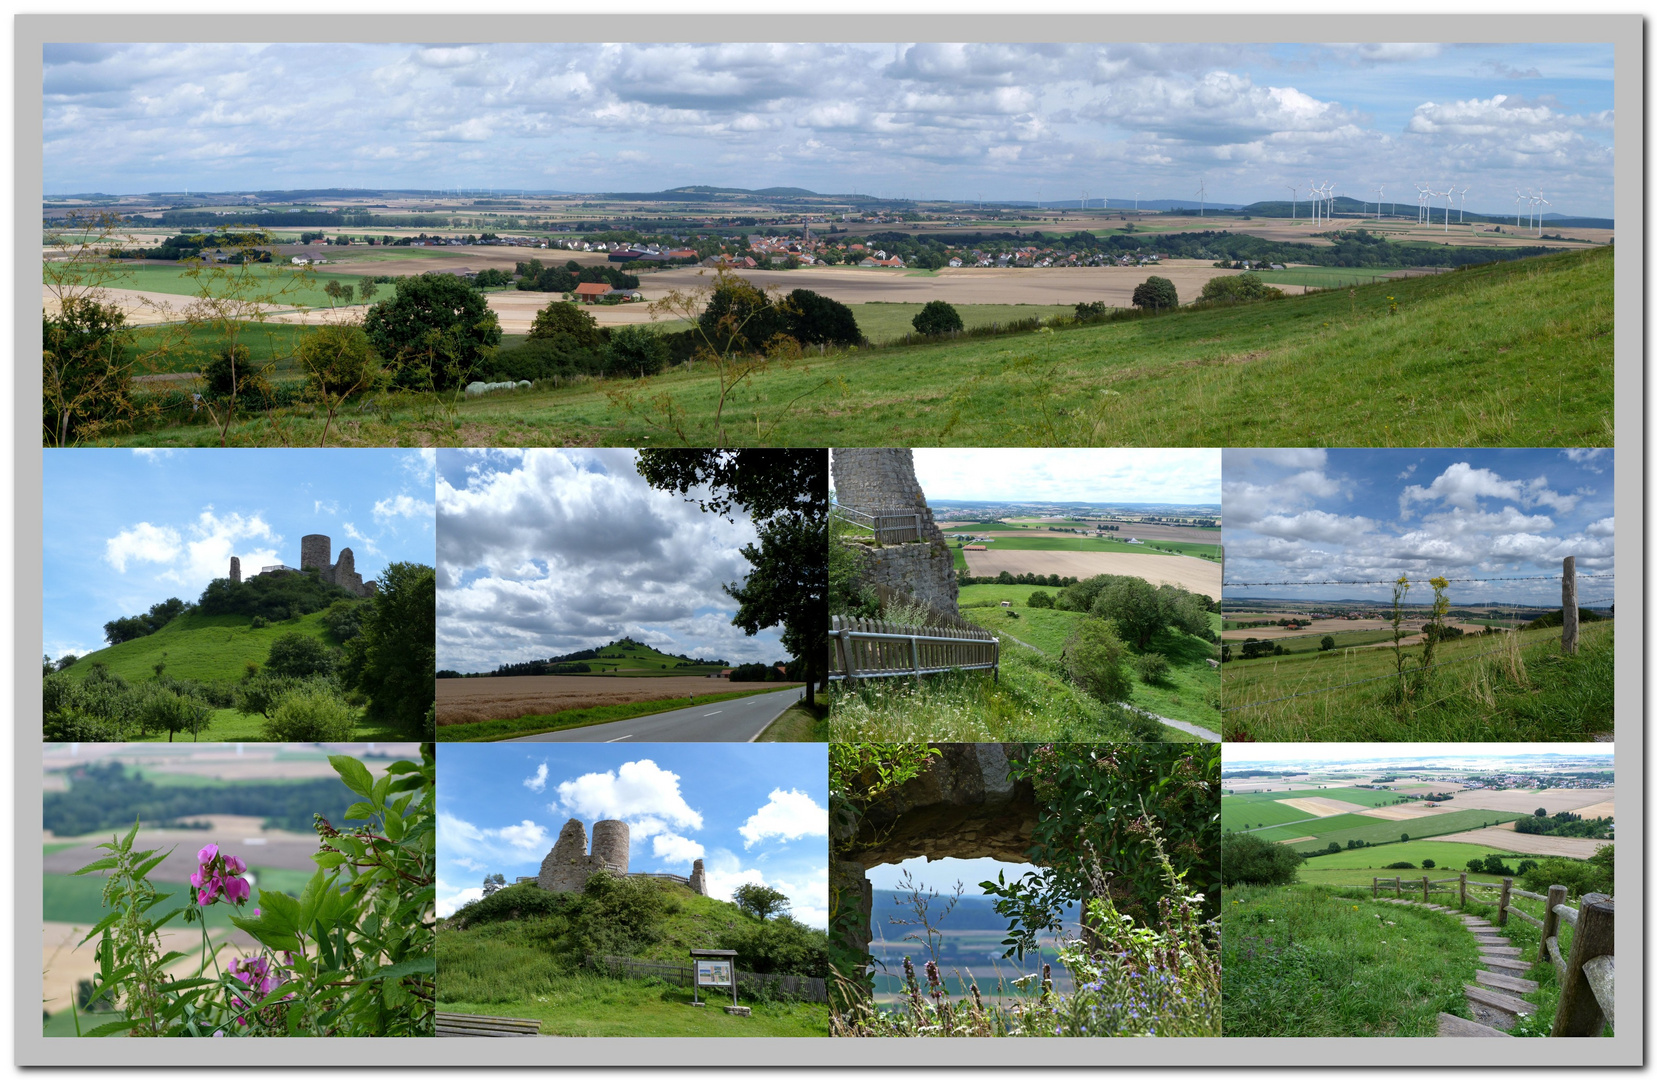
[71,748,434,1037]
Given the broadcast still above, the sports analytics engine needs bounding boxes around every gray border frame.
[18,14,1641,1065]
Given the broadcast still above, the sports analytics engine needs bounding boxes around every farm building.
[572,282,611,303]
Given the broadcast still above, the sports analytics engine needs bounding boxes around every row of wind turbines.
[1267,181,1555,237]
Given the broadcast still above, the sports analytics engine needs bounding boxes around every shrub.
[785,288,862,346]
[43,296,137,444]
[573,871,668,958]
[1062,617,1132,703]
[448,882,577,929]
[297,323,384,401]
[1027,590,1054,609]
[319,599,364,643]
[1134,651,1173,685]
[1220,832,1301,886]
[911,300,964,336]
[488,336,606,382]
[717,916,829,978]
[1131,276,1179,310]
[606,323,670,377]
[362,272,502,391]
[1197,272,1284,305]
[1320,635,1336,651]
[1421,859,1435,869]
[1383,861,1417,870]
[527,300,605,350]
[200,343,274,407]
[265,632,335,678]
[1519,847,1612,899]
[260,684,357,741]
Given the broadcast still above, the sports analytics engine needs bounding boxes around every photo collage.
[28,22,1632,1068]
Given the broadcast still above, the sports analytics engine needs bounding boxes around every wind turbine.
[1081,190,1089,212]
[1373,185,1386,220]
[1307,182,1320,226]
[1196,179,1206,217]
[1134,191,1141,213]
[1456,187,1470,224]
[1534,189,1551,236]
[1285,184,1299,223]
[1515,188,1525,228]
[1416,184,1432,225]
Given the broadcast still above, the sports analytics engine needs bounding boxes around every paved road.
[508,686,805,743]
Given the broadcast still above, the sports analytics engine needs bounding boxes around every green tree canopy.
[733,882,791,921]
[342,562,436,737]
[362,272,501,391]
[1131,276,1179,310]
[911,300,964,335]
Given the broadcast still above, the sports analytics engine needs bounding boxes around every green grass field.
[955,584,1220,730]
[439,977,827,1037]
[843,302,1073,343]
[101,246,1613,449]
[1220,788,1413,832]
[61,611,338,685]
[1222,884,1481,1036]
[1252,266,1406,288]
[578,640,725,675]
[1296,840,1530,878]
[98,263,371,312]
[1222,621,1613,742]
[44,870,296,929]
[129,322,314,381]
[1267,810,1528,853]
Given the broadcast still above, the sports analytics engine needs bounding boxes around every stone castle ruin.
[832,448,959,614]
[528,818,708,896]
[228,533,375,598]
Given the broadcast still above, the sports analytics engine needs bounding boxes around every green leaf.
[312,851,347,869]
[78,910,123,945]
[133,847,176,882]
[228,914,301,954]
[343,800,378,822]
[370,771,392,808]
[71,856,120,876]
[298,866,326,932]
[258,889,304,937]
[82,1018,139,1038]
[330,755,374,799]
[365,956,435,981]
[119,817,140,853]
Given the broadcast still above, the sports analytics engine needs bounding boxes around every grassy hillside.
[436,880,829,1037]
[956,583,1220,731]
[582,639,726,675]
[1222,621,1613,742]
[1273,810,1528,853]
[1222,884,1481,1036]
[106,246,1612,448]
[60,610,339,684]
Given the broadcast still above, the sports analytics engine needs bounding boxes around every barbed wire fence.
[1220,557,1611,714]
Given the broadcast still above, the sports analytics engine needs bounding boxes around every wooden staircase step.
[1464,984,1536,1016]
[1481,956,1532,973]
[1476,969,1540,995]
[1460,917,1493,927]
[1479,945,1522,957]
[1438,1011,1513,1037]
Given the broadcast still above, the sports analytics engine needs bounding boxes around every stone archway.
[831,743,1041,960]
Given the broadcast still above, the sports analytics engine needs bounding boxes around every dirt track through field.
[436,674,798,727]
[1434,828,1611,858]
[1275,836,1317,845]
[961,548,1221,595]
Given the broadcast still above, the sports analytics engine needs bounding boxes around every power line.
[1221,631,1563,712]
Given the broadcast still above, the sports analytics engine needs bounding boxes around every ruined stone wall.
[833,448,959,614]
[229,556,241,584]
[832,743,1039,961]
[538,818,632,892]
[688,858,707,896]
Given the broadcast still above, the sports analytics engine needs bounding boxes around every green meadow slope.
[107,246,1611,449]
[59,611,339,684]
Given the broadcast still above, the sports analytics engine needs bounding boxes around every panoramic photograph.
[435,743,829,1036]
[1221,743,1614,1039]
[42,41,1612,448]
[830,742,1220,1037]
[828,447,1220,742]
[434,448,824,742]
[1220,448,1614,743]
[43,741,432,1037]
[42,448,437,742]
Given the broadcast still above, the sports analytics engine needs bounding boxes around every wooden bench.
[435,1011,542,1037]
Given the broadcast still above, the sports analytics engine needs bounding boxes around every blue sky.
[43,41,1615,217]
[436,743,827,925]
[1222,448,1614,605]
[903,448,1220,505]
[435,449,786,673]
[42,448,435,659]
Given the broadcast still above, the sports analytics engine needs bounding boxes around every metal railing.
[834,504,923,545]
[829,615,999,682]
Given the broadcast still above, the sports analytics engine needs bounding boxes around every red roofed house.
[572,282,611,303]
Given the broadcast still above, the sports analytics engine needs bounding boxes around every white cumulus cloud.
[738,788,827,849]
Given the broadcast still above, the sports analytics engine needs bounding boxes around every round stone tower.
[229,556,241,584]
[590,820,630,877]
[300,534,331,574]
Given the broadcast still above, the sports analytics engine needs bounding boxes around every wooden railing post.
[1552,894,1614,1037]
[1394,877,1401,898]
[1539,884,1569,962]
[1422,875,1430,902]
[1561,556,1579,656]
[1498,877,1512,926]
[1459,873,1467,909]
[1372,877,1378,898]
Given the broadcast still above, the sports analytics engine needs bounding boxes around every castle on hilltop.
[229,533,376,598]
[525,818,707,896]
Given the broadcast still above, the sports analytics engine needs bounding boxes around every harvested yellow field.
[1275,836,1317,845]
[1356,804,1448,821]
[961,549,1221,595]
[436,674,795,727]
[43,922,248,1020]
[1571,799,1616,820]
[1449,788,1617,815]
[1435,827,1612,859]
[1277,797,1357,818]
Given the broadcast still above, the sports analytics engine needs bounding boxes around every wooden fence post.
[1562,556,1578,656]
[1394,877,1401,898]
[1498,877,1512,926]
[1552,894,1614,1037]
[1459,873,1467,909]
[1539,884,1569,962]
[1372,877,1378,898]
[1422,875,1430,902]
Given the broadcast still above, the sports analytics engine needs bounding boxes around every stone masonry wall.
[539,819,632,893]
[833,448,959,615]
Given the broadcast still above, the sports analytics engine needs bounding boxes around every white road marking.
[606,735,633,742]
[701,710,722,716]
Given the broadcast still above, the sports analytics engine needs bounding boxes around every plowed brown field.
[1435,827,1612,859]
[961,549,1221,595]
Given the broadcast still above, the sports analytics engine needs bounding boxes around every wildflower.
[191,844,251,908]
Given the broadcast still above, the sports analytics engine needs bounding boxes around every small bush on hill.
[1198,272,1285,305]
[785,288,862,346]
[1131,276,1179,310]
[607,324,670,377]
[1134,652,1173,685]
[449,882,579,929]
[1063,617,1132,703]
[1383,861,1416,870]
[1221,833,1301,886]
[265,632,336,678]
[1027,590,1054,609]
[911,300,964,336]
[1519,846,1613,899]
[198,570,356,621]
[717,916,830,979]
[572,872,669,959]
[261,684,357,741]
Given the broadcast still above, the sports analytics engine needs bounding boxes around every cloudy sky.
[435,449,786,673]
[43,449,436,660]
[1222,448,1614,606]
[902,448,1220,505]
[436,744,828,925]
[43,41,1614,217]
